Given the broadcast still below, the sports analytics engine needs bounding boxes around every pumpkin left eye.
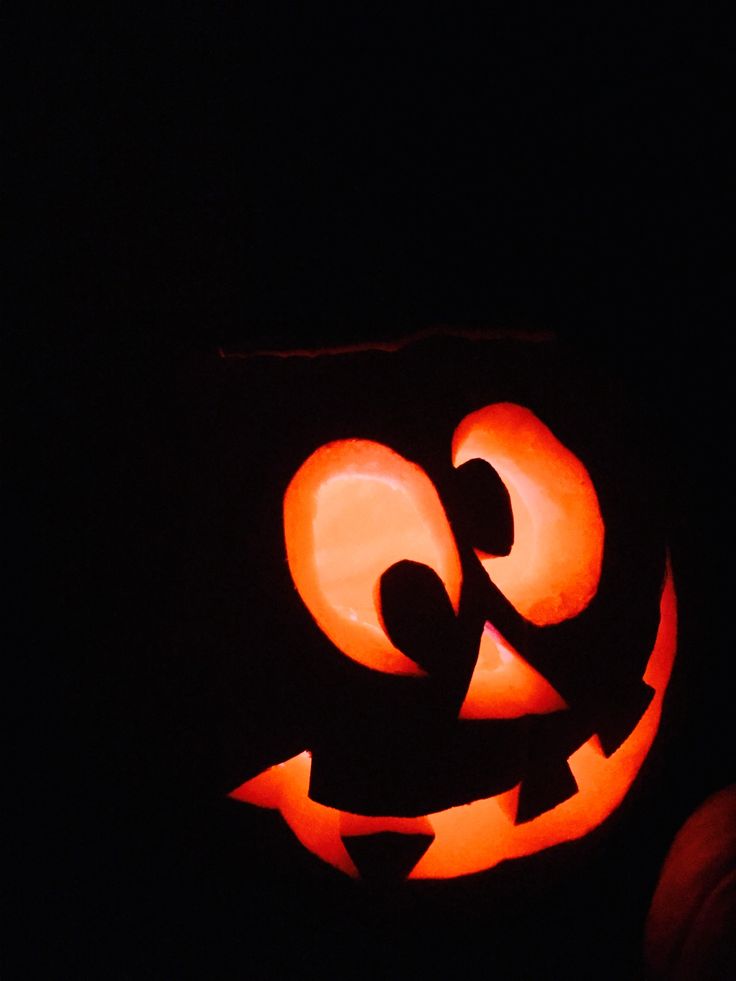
[283,439,463,675]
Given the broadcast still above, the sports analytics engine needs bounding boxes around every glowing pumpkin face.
[230,397,677,880]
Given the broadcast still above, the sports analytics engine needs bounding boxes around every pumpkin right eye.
[452,402,605,626]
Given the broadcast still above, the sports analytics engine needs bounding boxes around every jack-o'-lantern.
[221,330,677,882]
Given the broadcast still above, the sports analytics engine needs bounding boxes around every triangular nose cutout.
[459,622,568,719]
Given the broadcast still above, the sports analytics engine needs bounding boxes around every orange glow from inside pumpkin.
[452,403,604,625]
[284,440,462,675]
[231,564,677,880]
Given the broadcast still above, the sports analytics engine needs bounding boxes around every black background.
[9,5,732,978]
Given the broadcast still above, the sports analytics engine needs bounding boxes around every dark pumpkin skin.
[645,785,736,980]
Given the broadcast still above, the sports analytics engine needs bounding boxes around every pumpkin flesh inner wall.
[230,563,676,878]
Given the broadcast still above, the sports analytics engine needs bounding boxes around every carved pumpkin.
[222,331,678,881]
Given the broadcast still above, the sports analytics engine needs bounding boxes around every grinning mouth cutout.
[230,565,675,879]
